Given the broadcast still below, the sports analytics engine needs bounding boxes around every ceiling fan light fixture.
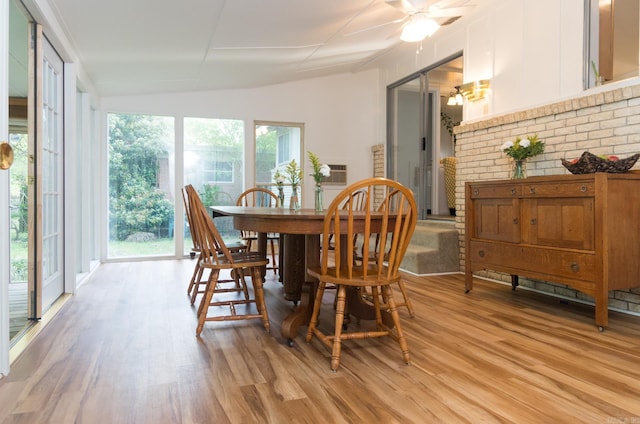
[400,14,440,42]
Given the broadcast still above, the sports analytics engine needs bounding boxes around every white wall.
[101,70,386,207]
[376,0,585,122]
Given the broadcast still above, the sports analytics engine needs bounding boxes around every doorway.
[7,9,66,345]
[8,0,32,342]
[387,54,462,219]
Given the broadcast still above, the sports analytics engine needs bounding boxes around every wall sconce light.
[459,79,490,102]
[446,86,463,106]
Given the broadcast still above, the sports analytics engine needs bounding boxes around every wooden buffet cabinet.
[465,172,640,329]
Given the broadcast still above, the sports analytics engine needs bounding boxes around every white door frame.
[1,0,11,376]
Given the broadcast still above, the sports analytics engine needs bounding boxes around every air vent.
[324,164,347,185]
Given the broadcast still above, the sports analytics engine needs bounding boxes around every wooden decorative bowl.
[561,151,640,174]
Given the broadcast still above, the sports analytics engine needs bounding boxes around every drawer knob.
[478,250,485,258]
[513,218,519,225]
[571,263,580,272]
[511,188,516,195]
[580,185,587,192]
[530,218,537,225]
[473,189,479,196]
[529,186,536,194]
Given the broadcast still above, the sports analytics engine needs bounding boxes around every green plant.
[307,151,330,185]
[591,60,600,80]
[501,134,545,161]
[440,112,460,143]
[285,159,302,187]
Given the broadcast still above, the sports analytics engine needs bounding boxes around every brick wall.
[372,144,386,207]
[454,83,640,314]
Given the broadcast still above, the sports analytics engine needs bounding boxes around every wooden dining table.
[210,206,392,345]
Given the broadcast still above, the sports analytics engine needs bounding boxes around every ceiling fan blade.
[343,17,407,37]
[426,6,474,17]
[385,0,420,14]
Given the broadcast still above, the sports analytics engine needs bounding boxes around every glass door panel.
[107,113,175,258]
[39,35,64,312]
[254,121,303,208]
[183,117,244,250]
[8,0,33,340]
[391,76,428,218]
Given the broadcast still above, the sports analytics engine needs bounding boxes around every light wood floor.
[1,259,640,423]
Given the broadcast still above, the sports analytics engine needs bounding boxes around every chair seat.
[226,241,248,251]
[201,251,269,270]
[307,265,399,287]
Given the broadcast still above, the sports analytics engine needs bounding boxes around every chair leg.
[249,266,270,333]
[190,265,207,306]
[305,281,327,343]
[269,239,278,274]
[331,285,347,371]
[187,261,200,296]
[232,268,250,300]
[196,269,220,336]
[397,280,415,318]
[381,285,410,365]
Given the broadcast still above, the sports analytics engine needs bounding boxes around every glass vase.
[277,186,285,208]
[289,185,300,211]
[314,184,323,212]
[512,160,526,179]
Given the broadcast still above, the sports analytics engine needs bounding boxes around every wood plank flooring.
[1,259,640,423]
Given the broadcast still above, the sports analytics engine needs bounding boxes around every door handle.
[0,142,14,170]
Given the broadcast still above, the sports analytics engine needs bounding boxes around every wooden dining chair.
[305,178,417,371]
[185,185,271,336]
[354,188,415,317]
[236,187,280,274]
[327,188,367,252]
[182,185,246,306]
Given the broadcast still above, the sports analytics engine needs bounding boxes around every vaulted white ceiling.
[16,0,477,97]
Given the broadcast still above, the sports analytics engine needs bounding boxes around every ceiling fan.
[383,0,475,42]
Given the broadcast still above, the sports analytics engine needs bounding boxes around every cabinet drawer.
[521,181,595,197]
[469,184,521,199]
[468,240,596,282]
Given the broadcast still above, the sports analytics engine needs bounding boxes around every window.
[277,133,290,164]
[107,113,175,258]
[203,160,233,183]
[586,0,639,87]
[254,121,304,207]
[184,117,244,252]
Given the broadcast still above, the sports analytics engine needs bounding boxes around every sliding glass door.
[7,0,31,341]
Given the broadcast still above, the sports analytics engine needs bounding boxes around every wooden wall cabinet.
[465,173,640,330]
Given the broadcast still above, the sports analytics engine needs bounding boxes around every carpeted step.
[400,220,459,274]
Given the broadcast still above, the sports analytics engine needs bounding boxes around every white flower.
[519,138,531,148]
[275,175,286,184]
[320,164,331,177]
[501,141,514,150]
